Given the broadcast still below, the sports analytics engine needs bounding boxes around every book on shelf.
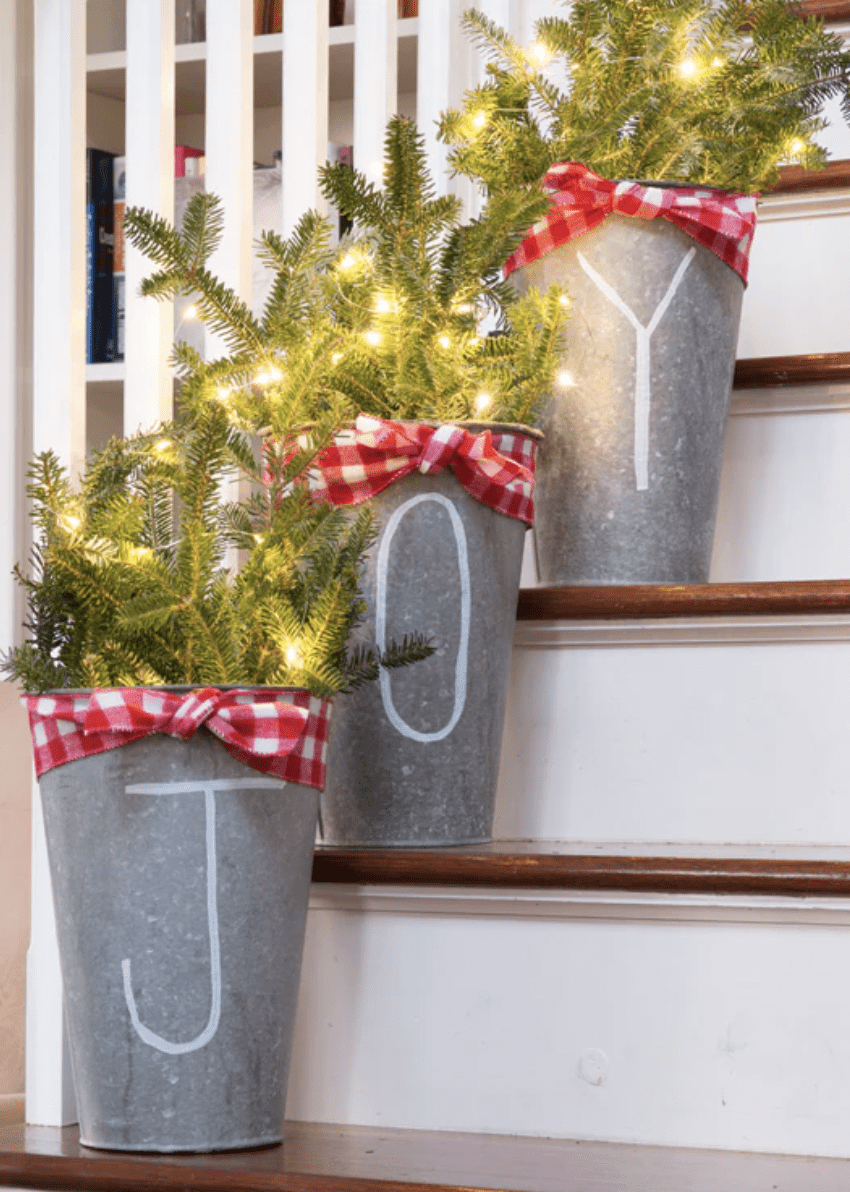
[175,0,206,44]
[86,147,116,364]
[328,0,418,22]
[112,156,126,362]
[174,145,204,178]
[254,0,282,33]
[253,0,416,32]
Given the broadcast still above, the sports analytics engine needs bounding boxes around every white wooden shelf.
[85,18,419,113]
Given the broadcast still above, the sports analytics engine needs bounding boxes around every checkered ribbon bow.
[23,687,332,790]
[312,415,539,525]
[504,161,758,284]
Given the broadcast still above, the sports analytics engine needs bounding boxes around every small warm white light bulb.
[454,302,474,314]
[267,366,283,382]
[559,295,571,308]
[253,533,264,544]
[438,335,451,349]
[788,138,806,156]
[711,56,723,67]
[285,645,301,666]
[215,387,230,401]
[62,515,81,531]
[472,111,488,130]
[338,252,359,272]
[254,370,271,386]
[679,58,698,78]
[374,295,393,314]
[556,370,575,388]
[527,41,552,66]
[364,330,382,346]
[154,438,171,452]
[475,393,492,413]
[332,353,343,363]
[184,303,199,319]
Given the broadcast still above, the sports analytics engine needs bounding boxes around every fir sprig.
[4,414,432,696]
[439,1,850,194]
[319,116,570,425]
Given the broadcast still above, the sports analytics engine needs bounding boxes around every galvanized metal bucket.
[38,692,320,1153]
[319,424,537,847]
[511,210,745,584]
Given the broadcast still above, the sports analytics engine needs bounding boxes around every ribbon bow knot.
[84,686,226,740]
[418,424,468,475]
[311,415,539,525]
[504,161,757,284]
[25,687,332,790]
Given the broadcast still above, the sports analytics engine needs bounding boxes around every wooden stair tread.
[515,579,850,621]
[311,841,850,896]
[734,352,850,388]
[3,1121,850,1192]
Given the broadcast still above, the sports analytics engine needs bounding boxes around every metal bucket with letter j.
[319,422,539,847]
[29,686,329,1153]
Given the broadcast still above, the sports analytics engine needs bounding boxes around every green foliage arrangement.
[318,115,569,425]
[438,0,850,195]
[122,117,568,430]
[4,365,431,697]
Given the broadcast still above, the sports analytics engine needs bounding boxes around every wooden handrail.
[312,845,850,897]
[800,0,850,23]
[515,580,850,621]
[734,353,850,388]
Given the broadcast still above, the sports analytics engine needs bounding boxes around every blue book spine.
[86,201,93,364]
[87,148,116,363]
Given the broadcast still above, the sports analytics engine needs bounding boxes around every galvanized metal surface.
[39,721,318,1153]
[320,432,532,847]
[513,214,745,584]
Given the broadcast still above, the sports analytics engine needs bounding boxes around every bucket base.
[78,1133,283,1154]
[319,833,491,849]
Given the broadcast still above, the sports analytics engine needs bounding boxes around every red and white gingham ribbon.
[505,161,758,284]
[24,687,332,790]
[312,415,539,525]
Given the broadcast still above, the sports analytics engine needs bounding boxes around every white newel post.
[0,0,31,660]
[124,0,175,436]
[354,0,397,191]
[204,0,253,355]
[27,0,87,1127]
[282,0,330,237]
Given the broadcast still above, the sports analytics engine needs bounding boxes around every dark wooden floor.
[2,1122,850,1192]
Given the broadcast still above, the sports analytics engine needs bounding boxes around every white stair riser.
[714,400,850,582]
[495,634,850,844]
[739,207,850,359]
[288,889,850,1157]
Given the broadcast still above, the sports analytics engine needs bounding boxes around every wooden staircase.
[10,57,850,1187]
[4,1119,850,1191]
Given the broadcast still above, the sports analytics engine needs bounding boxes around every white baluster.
[205,0,253,361]
[124,0,175,436]
[282,0,330,237]
[27,0,87,1128]
[417,0,451,194]
[354,0,397,191]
